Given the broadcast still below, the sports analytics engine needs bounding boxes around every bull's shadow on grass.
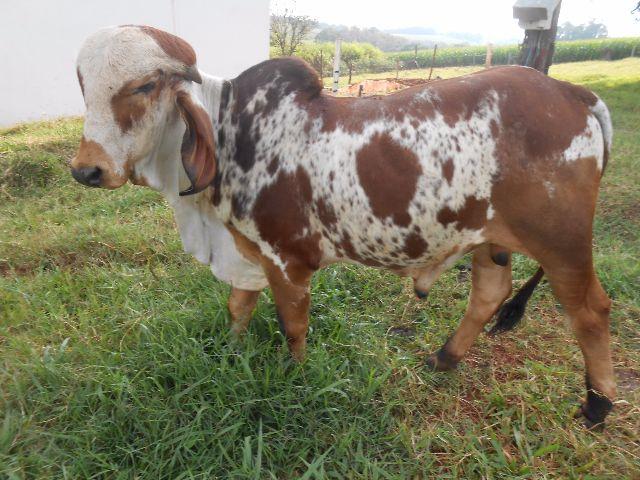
[1,60,639,478]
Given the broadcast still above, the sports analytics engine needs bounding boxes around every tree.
[340,43,384,84]
[315,25,415,52]
[634,2,640,19]
[270,10,317,56]
[556,21,608,41]
[296,42,333,79]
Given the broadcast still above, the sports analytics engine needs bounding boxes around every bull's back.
[309,67,606,268]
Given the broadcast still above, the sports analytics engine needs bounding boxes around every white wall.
[0,0,270,127]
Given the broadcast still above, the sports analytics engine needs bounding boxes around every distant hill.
[312,23,493,50]
[313,24,428,51]
[386,26,484,46]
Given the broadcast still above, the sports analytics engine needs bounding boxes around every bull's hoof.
[574,383,614,430]
[574,404,606,431]
[573,391,613,431]
[425,346,459,372]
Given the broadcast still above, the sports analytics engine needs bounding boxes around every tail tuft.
[590,97,613,174]
[488,267,544,336]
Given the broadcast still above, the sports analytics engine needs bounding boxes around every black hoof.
[425,343,459,372]
[574,383,613,430]
[574,404,607,431]
[414,288,428,299]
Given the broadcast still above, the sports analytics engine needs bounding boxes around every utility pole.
[428,44,438,80]
[332,39,341,93]
[513,0,563,74]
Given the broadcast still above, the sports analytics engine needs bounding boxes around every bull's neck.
[148,74,230,266]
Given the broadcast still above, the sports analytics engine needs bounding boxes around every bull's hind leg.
[427,244,512,371]
[545,266,615,428]
[228,288,261,335]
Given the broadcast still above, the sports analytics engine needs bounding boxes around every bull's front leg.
[227,288,261,335]
[264,263,313,361]
[427,244,512,371]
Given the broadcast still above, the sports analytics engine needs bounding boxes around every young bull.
[71,26,615,427]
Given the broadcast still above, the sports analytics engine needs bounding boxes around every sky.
[272,0,639,44]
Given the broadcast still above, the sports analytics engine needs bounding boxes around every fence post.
[428,44,438,80]
[485,43,494,68]
[332,39,341,93]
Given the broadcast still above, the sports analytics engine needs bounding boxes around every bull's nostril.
[85,166,102,186]
[72,166,103,187]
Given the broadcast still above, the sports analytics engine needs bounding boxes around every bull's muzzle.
[70,137,127,189]
[71,166,103,187]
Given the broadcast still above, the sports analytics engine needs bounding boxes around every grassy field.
[1,59,639,478]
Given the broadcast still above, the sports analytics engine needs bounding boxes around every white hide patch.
[543,180,556,198]
[173,198,268,290]
[563,113,605,170]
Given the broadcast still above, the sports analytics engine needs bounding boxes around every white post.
[332,39,341,93]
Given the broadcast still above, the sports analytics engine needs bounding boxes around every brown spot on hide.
[139,25,197,66]
[267,156,279,176]
[491,68,596,159]
[441,157,455,184]
[316,197,337,228]
[490,119,499,137]
[110,72,165,133]
[403,230,428,258]
[252,166,321,271]
[437,196,489,231]
[356,132,422,227]
[337,232,383,267]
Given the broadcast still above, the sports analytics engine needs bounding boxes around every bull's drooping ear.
[176,91,216,196]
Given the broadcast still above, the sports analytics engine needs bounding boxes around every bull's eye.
[134,82,156,95]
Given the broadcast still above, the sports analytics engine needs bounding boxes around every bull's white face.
[71,25,205,190]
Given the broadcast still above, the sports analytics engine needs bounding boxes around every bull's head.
[71,25,215,195]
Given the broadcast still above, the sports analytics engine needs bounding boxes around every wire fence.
[366,37,640,74]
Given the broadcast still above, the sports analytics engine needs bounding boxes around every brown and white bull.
[71,26,616,427]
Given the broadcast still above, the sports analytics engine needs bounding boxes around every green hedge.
[385,37,640,70]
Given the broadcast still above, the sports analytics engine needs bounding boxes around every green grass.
[1,59,639,479]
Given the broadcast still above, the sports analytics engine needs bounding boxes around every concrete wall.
[0,0,270,127]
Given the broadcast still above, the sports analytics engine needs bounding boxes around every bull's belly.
[319,215,484,273]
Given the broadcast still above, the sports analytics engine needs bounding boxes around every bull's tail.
[488,267,544,336]
[589,96,613,175]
